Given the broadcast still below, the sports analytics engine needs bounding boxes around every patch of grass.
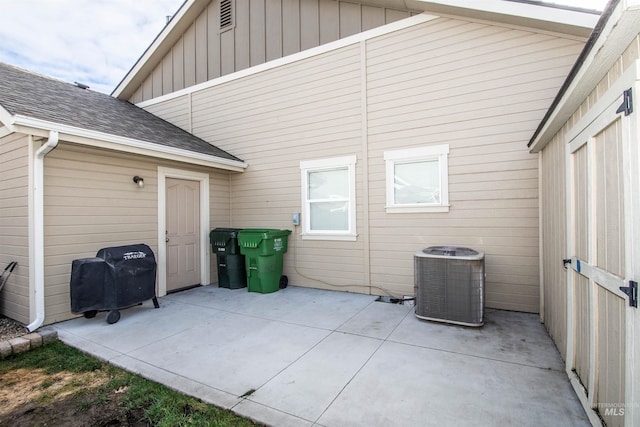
[2,341,261,426]
[0,341,103,374]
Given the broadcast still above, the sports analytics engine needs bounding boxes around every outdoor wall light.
[133,176,144,188]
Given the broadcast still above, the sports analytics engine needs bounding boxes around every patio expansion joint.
[199,305,351,334]
[231,299,385,423]
[236,325,337,401]
[308,306,414,424]
[312,334,387,425]
[384,336,566,373]
[55,329,127,362]
[121,321,216,355]
[234,398,316,425]
[110,353,241,407]
[332,298,380,331]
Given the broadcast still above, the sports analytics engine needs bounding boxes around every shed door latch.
[616,88,633,116]
[619,281,638,308]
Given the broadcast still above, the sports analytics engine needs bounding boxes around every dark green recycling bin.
[237,229,292,294]
[209,228,246,289]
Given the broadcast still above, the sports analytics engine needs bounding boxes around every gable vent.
[220,0,233,31]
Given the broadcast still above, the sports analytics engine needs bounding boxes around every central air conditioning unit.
[414,246,485,327]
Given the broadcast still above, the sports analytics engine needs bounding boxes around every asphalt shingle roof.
[0,62,242,163]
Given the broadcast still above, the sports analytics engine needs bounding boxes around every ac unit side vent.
[414,246,485,327]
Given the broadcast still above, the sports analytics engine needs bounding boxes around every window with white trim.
[300,155,357,240]
[384,144,450,213]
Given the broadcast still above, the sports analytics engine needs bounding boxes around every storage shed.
[529,0,640,425]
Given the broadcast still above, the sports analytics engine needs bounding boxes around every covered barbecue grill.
[70,244,159,324]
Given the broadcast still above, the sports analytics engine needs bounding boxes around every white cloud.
[0,0,609,95]
[0,0,183,93]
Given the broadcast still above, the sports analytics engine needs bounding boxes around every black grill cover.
[70,257,107,313]
[96,244,157,308]
[70,244,157,313]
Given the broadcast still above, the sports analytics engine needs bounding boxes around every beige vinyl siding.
[0,133,30,324]
[144,95,191,132]
[144,16,585,311]
[538,35,640,357]
[193,43,368,293]
[364,18,583,312]
[129,0,418,103]
[42,142,231,324]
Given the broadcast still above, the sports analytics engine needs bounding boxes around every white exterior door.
[566,80,639,426]
[166,178,201,292]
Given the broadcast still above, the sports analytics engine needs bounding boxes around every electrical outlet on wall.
[292,212,300,226]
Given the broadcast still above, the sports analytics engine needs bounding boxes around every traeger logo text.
[123,251,146,260]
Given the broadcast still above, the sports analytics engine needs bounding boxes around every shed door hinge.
[619,280,638,308]
[616,88,633,116]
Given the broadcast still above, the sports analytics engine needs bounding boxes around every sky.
[0,0,609,95]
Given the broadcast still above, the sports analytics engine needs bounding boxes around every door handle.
[165,238,170,243]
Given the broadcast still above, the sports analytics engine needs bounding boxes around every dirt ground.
[0,315,28,341]
[0,367,147,427]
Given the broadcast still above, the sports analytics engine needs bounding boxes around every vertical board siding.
[594,119,625,278]
[538,35,640,359]
[0,133,30,324]
[130,0,420,103]
[540,132,567,358]
[42,143,230,324]
[266,0,284,61]
[574,272,590,389]
[596,286,626,427]
[145,16,584,311]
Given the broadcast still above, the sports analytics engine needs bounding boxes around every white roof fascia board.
[112,0,205,99]
[0,126,11,139]
[529,2,640,153]
[407,0,599,36]
[137,13,438,108]
[0,104,16,131]
[10,115,248,172]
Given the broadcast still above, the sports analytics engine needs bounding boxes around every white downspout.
[27,130,59,332]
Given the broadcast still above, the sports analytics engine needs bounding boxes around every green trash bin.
[209,228,246,289]
[238,229,292,294]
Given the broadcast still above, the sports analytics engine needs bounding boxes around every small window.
[300,156,357,240]
[220,0,234,32]
[384,144,450,213]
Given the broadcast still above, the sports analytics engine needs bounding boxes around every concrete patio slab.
[168,285,375,330]
[248,331,382,421]
[53,285,589,427]
[389,309,565,370]
[127,311,332,396]
[317,341,587,427]
[56,298,223,354]
[337,300,412,339]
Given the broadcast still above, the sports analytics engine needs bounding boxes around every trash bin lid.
[415,246,484,260]
[238,229,292,248]
[210,227,243,237]
[210,228,243,246]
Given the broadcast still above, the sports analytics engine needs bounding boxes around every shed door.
[166,178,201,292]
[566,87,638,426]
